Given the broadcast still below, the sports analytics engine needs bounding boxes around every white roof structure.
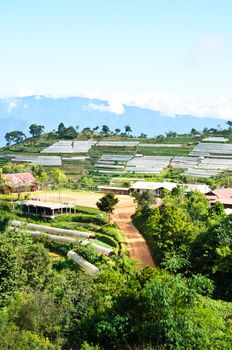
[184,184,211,194]
[9,155,62,166]
[130,181,211,194]
[202,137,228,143]
[62,156,89,161]
[16,200,75,209]
[41,140,96,153]
[126,156,171,174]
[131,181,177,192]
[190,142,232,157]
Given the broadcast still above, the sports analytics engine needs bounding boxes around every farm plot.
[96,141,139,147]
[94,141,139,155]
[184,157,232,178]
[9,155,62,166]
[201,137,228,143]
[184,168,222,178]
[139,143,182,148]
[190,142,232,157]
[62,156,89,161]
[197,158,232,170]
[62,158,92,178]
[94,154,133,174]
[125,156,172,174]
[41,140,96,154]
[171,156,199,169]
[138,146,192,156]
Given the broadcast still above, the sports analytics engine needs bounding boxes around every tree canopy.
[5,131,26,145]
[29,124,45,137]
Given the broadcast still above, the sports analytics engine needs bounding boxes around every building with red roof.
[205,188,232,209]
[2,172,37,194]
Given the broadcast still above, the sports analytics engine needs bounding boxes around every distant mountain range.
[0,95,227,146]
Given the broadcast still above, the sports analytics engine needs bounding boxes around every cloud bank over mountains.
[0,95,228,147]
[4,92,232,120]
[85,93,232,119]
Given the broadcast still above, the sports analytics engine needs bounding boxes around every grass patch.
[138,146,193,157]
[91,238,114,249]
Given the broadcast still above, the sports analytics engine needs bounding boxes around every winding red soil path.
[112,196,155,268]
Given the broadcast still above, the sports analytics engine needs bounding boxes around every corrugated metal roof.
[131,181,177,191]
[98,186,130,191]
[16,200,75,209]
[207,188,232,199]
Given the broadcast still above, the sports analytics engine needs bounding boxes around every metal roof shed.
[16,200,76,218]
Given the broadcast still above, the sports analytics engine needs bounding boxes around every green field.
[138,146,193,156]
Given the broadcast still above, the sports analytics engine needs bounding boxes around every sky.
[0,0,232,118]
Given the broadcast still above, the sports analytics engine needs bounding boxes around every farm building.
[130,181,177,196]
[2,172,37,194]
[130,181,211,197]
[205,188,232,209]
[97,186,130,195]
[16,200,76,218]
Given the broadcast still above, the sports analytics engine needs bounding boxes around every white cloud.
[2,89,232,120]
[87,99,124,115]
[6,100,18,112]
[85,92,232,120]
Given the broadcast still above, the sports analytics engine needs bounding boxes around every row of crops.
[41,140,188,155]
[2,139,232,179]
[94,147,232,178]
[184,142,232,177]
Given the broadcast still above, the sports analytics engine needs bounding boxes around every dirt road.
[29,190,155,267]
[112,196,155,268]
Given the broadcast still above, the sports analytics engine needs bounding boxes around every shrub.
[55,213,107,225]
[99,225,124,243]
[96,234,118,248]
[72,214,106,225]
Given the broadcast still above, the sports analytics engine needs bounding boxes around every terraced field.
[41,140,96,154]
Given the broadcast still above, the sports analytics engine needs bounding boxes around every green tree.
[29,124,45,138]
[132,191,154,212]
[5,131,26,145]
[190,215,232,300]
[0,227,52,305]
[63,126,77,139]
[124,125,132,136]
[97,193,119,222]
[49,168,68,186]
[101,125,110,134]
[165,130,177,138]
[57,122,66,137]
[0,321,59,350]
[114,128,121,135]
[190,128,198,135]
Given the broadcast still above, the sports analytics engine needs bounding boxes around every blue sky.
[0,0,232,118]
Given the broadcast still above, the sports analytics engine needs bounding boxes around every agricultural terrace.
[1,189,152,267]
[1,190,131,264]
[1,135,232,183]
